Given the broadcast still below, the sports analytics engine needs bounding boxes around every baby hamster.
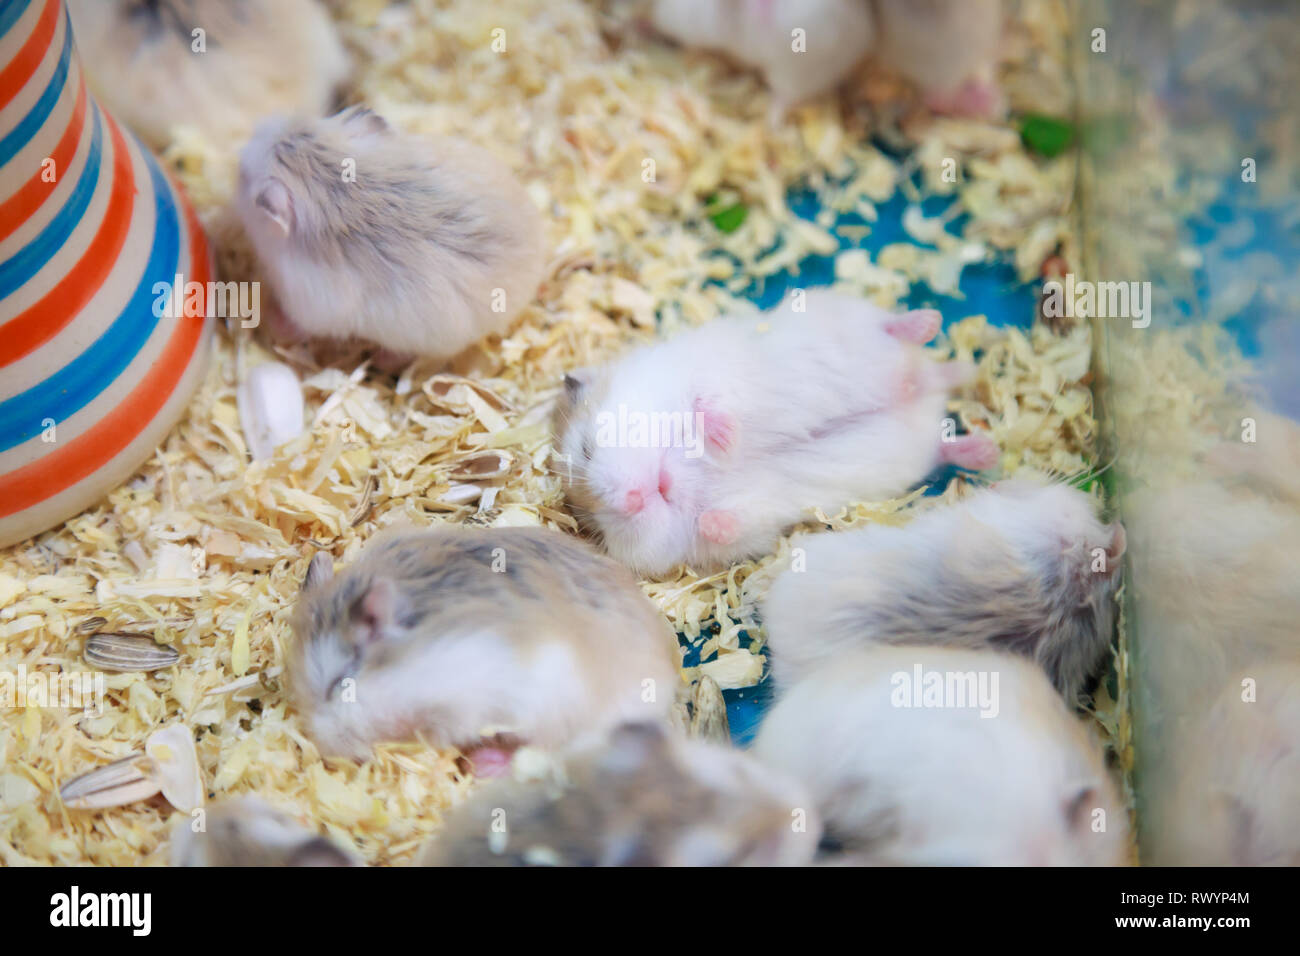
[419,721,819,866]
[238,106,546,363]
[1144,661,1300,866]
[554,289,997,576]
[649,0,874,120]
[170,795,361,867]
[761,476,1124,703]
[68,0,350,150]
[872,0,1005,117]
[287,525,682,761]
[751,645,1130,866]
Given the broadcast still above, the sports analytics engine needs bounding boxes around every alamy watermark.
[890,663,1000,718]
[1041,273,1151,329]
[1,666,105,717]
[152,274,261,328]
[594,405,706,459]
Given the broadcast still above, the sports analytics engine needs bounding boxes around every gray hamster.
[238,106,546,363]
[169,795,361,867]
[287,525,682,762]
[761,476,1124,703]
[418,721,819,866]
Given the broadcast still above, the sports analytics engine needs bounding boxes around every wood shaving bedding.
[1,0,1098,865]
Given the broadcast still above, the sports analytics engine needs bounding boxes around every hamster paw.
[699,510,740,546]
[940,432,1000,471]
[885,309,941,344]
[924,76,1006,120]
[459,743,517,779]
[372,348,414,375]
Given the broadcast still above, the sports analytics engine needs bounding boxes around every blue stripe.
[0,103,101,299]
[0,139,182,452]
[0,0,36,41]
[0,7,71,164]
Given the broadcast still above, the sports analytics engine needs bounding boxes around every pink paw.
[939,432,1000,471]
[925,76,1006,120]
[699,509,740,546]
[694,396,737,455]
[884,309,941,345]
[462,744,516,778]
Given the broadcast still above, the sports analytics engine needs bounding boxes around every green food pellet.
[1019,114,1076,157]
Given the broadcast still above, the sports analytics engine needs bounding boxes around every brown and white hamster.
[751,646,1130,866]
[67,0,350,150]
[1144,661,1300,866]
[237,106,546,363]
[554,289,996,576]
[287,525,682,761]
[872,0,1005,117]
[761,476,1124,703]
[170,795,361,867]
[649,0,875,119]
[418,721,819,867]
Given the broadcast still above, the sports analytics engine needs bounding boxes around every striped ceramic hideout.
[0,0,214,549]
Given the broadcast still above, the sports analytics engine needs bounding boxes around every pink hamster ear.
[1105,522,1126,571]
[350,579,409,645]
[693,396,737,455]
[302,552,334,592]
[255,178,294,238]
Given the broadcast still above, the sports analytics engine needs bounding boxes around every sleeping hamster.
[751,645,1130,865]
[554,289,997,576]
[287,525,682,762]
[419,721,819,866]
[762,476,1124,703]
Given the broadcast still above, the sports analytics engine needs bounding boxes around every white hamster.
[287,525,682,762]
[237,106,546,363]
[1144,661,1300,866]
[872,0,1005,117]
[170,795,361,867]
[649,0,875,119]
[67,0,350,150]
[419,721,819,866]
[554,290,998,576]
[751,645,1130,865]
[762,476,1125,703]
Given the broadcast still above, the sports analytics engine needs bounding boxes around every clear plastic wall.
[1078,0,1300,864]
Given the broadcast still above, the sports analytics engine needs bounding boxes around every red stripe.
[0,140,212,518]
[0,96,132,366]
[0,0,60,109]
[0,72,88,245]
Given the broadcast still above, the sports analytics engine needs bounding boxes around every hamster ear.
[339,105,391,138]
[256,178,294,238]
[287,837,358,868]
[350,579,409,645]
[563,369,591,399]
[1105,522,1126,571]
[302,552,334,592]
[1064,783,1099,831]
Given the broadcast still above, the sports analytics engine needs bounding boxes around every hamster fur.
[419,721,819,866]
[650,0,875,119]
[169,795,360,867]
[761,476,1124,703]
[67,0,349,150]
[872,0,1005,116]
[287,525,682,760]
[238,106,546,362]
[1144,661,1300,866]
[554,290,997,576]
[751,645,1130,865]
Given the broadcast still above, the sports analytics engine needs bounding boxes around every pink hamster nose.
[624,490,645,515]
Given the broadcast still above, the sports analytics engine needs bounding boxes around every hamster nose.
[623,490,645,515]
[658,469,673,500]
